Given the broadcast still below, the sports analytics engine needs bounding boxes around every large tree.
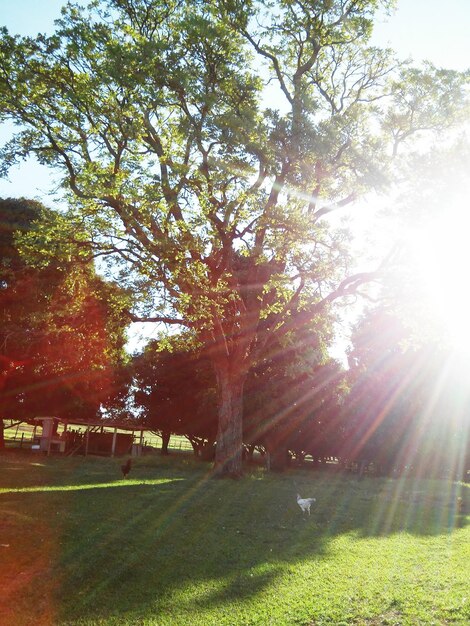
[0,1,467,474]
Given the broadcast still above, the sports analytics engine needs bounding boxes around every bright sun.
[407,188,470,351]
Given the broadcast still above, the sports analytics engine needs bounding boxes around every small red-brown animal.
[121,458,132,478]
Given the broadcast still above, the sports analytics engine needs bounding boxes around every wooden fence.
[3,421,194,454]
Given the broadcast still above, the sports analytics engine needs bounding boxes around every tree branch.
[128,313,189,326]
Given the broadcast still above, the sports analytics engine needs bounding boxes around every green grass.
[0,452,468,625]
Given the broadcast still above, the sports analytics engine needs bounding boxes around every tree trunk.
[267,444,290,471]
[160,430,170,455]
[0,419,5,451]
[189,438,201,457]
[244,444,255,462]
[358,459,367,480]
[201,441,216,462]
[213,364,245,477]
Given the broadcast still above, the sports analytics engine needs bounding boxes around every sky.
[0,0,469,201]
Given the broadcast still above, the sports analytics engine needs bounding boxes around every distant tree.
[1,1,467,474]
[343,310,418,474]
[0,197,129,448]
[344,307,470,479]
[100,363,135,420]
[243,311,346,469]
[288,360,349,464]
[132,340,217,455]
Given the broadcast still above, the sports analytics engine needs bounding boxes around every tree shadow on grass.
[1,457,468,625]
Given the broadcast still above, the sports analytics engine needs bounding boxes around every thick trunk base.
[160,430,170,455]
[213,366,245,478]
[212,465,243,479]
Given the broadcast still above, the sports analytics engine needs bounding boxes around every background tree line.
[0,1,469,476]
[2,197,468,481]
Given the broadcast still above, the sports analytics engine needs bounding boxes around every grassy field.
[0,452,468,626]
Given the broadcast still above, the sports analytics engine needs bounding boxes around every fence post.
[111,427,117,457]
[85,425,90,457]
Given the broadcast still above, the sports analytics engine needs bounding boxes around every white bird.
[297,493,316,515]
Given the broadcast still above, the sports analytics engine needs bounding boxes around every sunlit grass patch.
[0,455,468,625]
[0,477,183,495]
